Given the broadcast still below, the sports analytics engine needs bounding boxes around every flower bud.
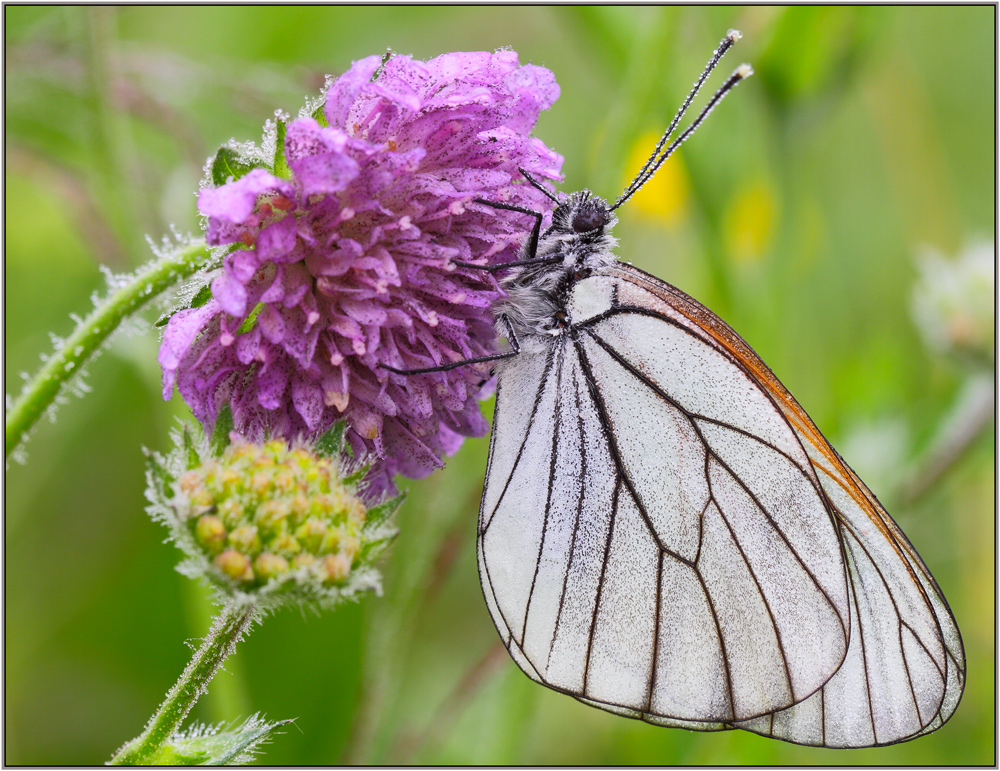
[178,471,203,495]
[215,549,253,582]
[339,536,360,566]
[296,517,328,553]
[254,552,289,582]
[228,525,261,556]
[268,533,302,558]
[321,554,351,584]
[217,499,245,528]
[149,428,401,611]
[195,515,227,555]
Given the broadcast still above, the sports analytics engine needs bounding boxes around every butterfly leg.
[454,197,551,272]
[379,314,521,376]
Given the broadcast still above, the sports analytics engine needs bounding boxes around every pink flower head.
[159,50,563,493]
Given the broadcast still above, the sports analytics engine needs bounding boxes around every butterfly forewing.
[479,263,868,727]
[595,262,965,746]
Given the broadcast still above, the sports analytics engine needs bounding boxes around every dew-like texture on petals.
[160,51,563,493]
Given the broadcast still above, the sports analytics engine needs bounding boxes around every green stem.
[5,239,212,458]
[182,581,253,723]
[109,601,257,766]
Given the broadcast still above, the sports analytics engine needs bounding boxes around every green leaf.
[314,420,346,458]
[209,405,234,457]
[341,467,368,488]
[146,743,207,765]
[144,448,176,500]
[237,303,264,335]
[189,283,214,309]
[273,120,291,180]
[156,716,294,766]
[364,492,405,529]
[211,147,258,187]
[154,283,215,327]
[359,533,396,563]
[757,7,864,103]
[311,101,328,127]
[182,425,202,470]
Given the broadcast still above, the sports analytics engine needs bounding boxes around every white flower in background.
[912,240,994,367]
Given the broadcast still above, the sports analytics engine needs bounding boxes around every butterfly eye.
[572,201,608,233]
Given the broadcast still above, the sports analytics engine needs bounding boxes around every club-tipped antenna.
[518,167,560,204]
[611,30,744,212]
[620,64,753,209]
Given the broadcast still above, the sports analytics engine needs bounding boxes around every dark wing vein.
[841,518,946,732]
[695,497,711,564]
[646,551,665,712]
[707,467,795,701]
[821,686,826,745]
[549,360,588,670]
[694,560,736,720]
[519,344,566,649]
[480,346,556,536]
[843,531,880,744]
[585,327,847,642]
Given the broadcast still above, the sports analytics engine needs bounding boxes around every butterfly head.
[549,191,616,238]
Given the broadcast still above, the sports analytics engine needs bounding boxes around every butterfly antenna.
[621,64,753,206]
[611,30,744,212]
[518,167,560,204]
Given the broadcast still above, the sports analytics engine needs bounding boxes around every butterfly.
[386,30,965,748]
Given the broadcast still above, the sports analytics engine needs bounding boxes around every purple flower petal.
[161,49,564,492]
[158,301,222,397]
[325,55,383,128]
[198,168,294,241]
[211,270,248,317]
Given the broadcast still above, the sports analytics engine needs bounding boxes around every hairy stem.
[5,239,212,458]
[182,581,253,724]
[109,601,257,766]
[900,372,994,504]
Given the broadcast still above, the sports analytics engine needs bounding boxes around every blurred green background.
[5,6,994,765]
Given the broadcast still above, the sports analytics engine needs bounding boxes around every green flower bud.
[228,525,262,557]
[296,517,328,553]
[194,515,227,555]
[249,472,272,498]
[148,423,401,611]
[254,552,289,583]
[321,554,351,584]
[268,533,302,559]
[339,535,361,566]
[215,549,253,582]
[320,529,341,553]
[217,499,245,529]
[256,499,291,535]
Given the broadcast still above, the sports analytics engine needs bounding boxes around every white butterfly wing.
[478,264,872,731]
[593,263,965,746]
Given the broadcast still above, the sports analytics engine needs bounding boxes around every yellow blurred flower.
[724,178,779,264]
[619,130,690,225]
